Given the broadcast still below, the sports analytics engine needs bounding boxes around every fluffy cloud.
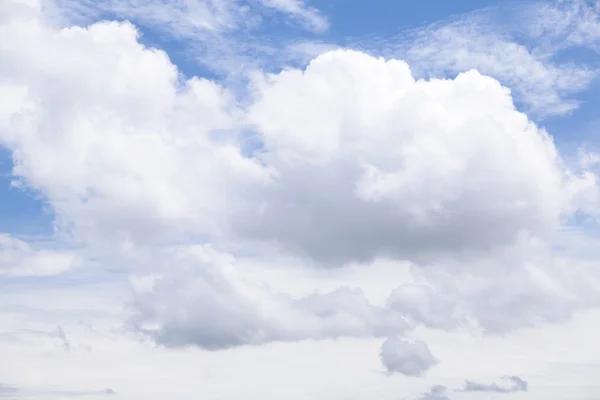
[2,0,600,361]
[379,337,438,376]
[0,1,268,246]
[243,49,594,265]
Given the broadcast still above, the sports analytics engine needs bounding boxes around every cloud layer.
[2,0,600,382]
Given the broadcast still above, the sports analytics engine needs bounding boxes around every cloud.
[259,0,328,32]
[461,376,528,393]
[379,337,438,376]
[50,0,327,35]
[244,49,595,265]
[0,4,267,246]
[130,245,409,349]
[522,0,600,53]
[0,234,79,276]
[417,385,450,400]
[2,0,600,358]
[46,0,329,79]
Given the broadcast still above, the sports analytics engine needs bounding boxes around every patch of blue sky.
[0,148,54,236]
[313,0,498,39]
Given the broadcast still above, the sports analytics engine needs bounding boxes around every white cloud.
[259,0,328,32]
[3,0,600,389]
[523,0,600,53]
[244,49,594,265]
[0,234,78,276]
[0,3,268,246]
[50,0,327,35]
[379,337,438,376]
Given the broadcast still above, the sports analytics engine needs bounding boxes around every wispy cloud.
[0,383,115,398]
[351,0,600,117]
[47,0,328,79]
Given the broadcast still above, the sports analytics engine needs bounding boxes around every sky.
[2,0,600,399]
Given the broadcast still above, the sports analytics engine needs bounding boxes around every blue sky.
[3,0,600,399]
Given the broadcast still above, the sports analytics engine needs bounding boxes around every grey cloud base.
[462,376,528,393]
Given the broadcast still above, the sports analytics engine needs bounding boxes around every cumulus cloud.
[379,337,438,376]
[2,0,600,358]
[461,376,528,393]
[0,234,78,276]
[0,3,268,246]
[243,49,594,265]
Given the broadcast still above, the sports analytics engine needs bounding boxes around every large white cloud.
[242,49,596,265]
[2,0,600,366]
[0,1,268,247]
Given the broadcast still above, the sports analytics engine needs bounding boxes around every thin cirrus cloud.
[2,0,600,391]
[351,0,600,117]
[49,0,327,34]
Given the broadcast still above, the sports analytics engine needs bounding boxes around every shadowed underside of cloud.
[1,0,600,377]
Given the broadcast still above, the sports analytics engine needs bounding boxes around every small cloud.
[379,337,438,377]
[461,376,528,393]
